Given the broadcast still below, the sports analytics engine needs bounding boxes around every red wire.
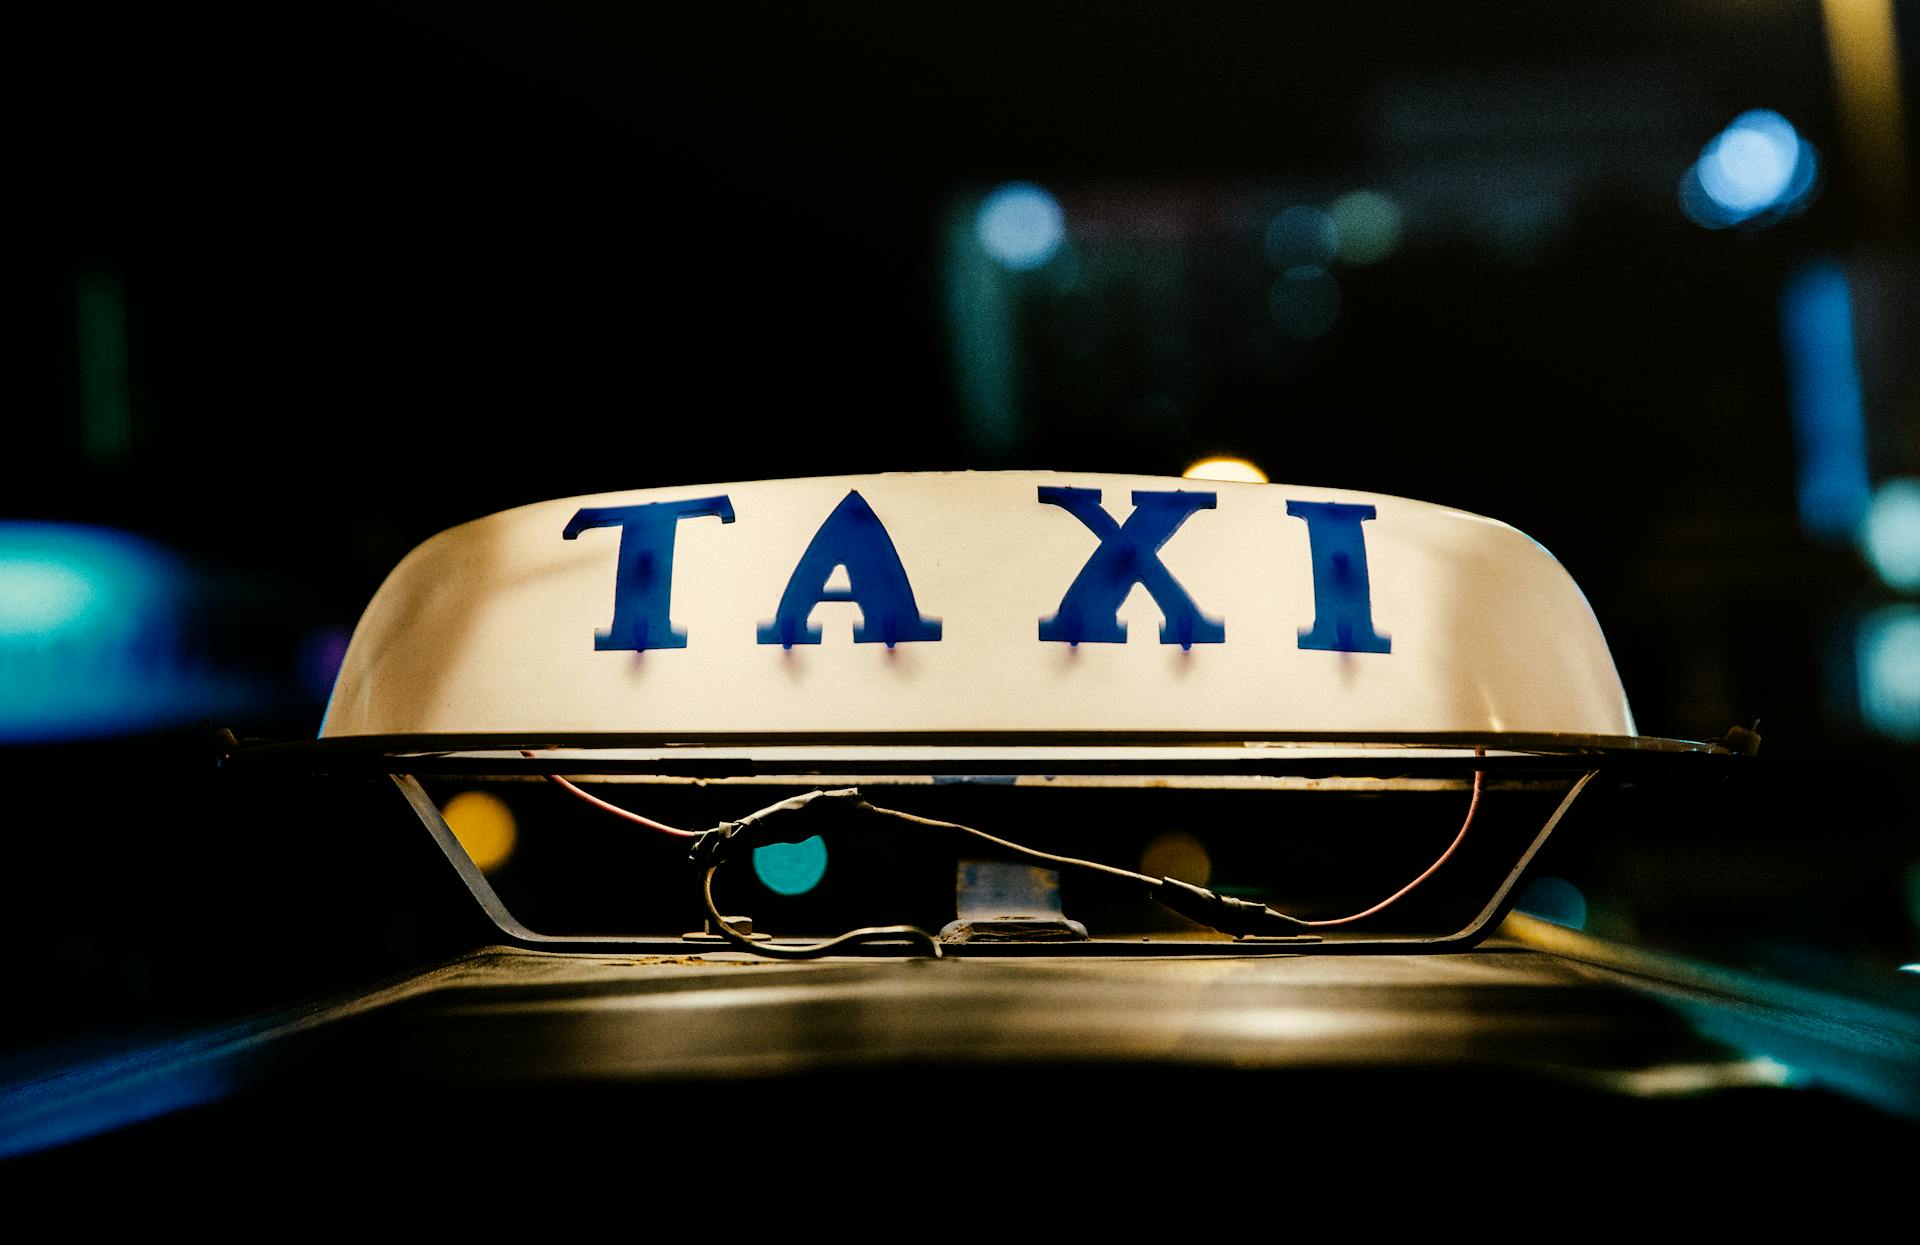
[522,751,695,837]
[1299,767,1484,927]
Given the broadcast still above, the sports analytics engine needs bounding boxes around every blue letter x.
[1037,487,1225,648]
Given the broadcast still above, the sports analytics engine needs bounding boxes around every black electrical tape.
[687,787,875,867]
[1151,877,1311,937]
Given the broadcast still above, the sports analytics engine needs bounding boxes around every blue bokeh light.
[1780,261,1870,542]
[753,835,829,896]
[1681,110,1818,229]
[1268,265,1341,339]
[976,182,1065,271]
[1700,111,1800,212]
[1265,206,1339,269]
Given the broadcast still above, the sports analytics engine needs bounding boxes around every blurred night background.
[4,2,1919,1059]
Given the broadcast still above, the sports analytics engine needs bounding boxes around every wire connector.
[1151,877,1312,938]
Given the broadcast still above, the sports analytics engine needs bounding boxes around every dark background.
[4,2,1917,1057]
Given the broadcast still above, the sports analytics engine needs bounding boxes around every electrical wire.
[518,767,940,957]
[1295,768,1483,926]
[857,776,1484,927]
[522,751,694,837]
[858,804,1158,887]
[541,755,1492,948]
[699,865,941,959]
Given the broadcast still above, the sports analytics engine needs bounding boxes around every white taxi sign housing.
[320,472,1636,742]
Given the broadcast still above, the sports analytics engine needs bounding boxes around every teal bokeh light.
[1859,606,1920,742]
[753,835,829,896]
[1863,478,1920,593]
[0,522,208,742]
[1516,876,1588,930]
[0,523,164,638]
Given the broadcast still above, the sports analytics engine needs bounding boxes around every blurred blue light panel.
[1863,478,1920,593]
[0,522,190,741]
[1680,110,1819,229]
[753,835,829,896]
[1857,606,1920,742]
[1779,261,1870,541]
[976,183,1065,272]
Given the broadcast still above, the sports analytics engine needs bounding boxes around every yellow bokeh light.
[1140,830,1212,888]
[440,790,518,874]
[1820,0,1910,229]
[1181,456,1268,485]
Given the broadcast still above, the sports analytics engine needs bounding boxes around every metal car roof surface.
[7,918,1916,1176]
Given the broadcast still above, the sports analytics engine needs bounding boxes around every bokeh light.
[1182,456,1268,484]
[1780,260,1870,541]
[1858,606,1920,742]
[976,182,1065,271]
[1265,206,1339,269]
[441,790,518,873]
[1700,111,1802,211]
[0,523,164,639]
[1516,876,1589,930]
[1327,191,1401,265]
[1269,265,1341,338]
[0,523,199,742]
[1140,830,1212,887]
[754,835,829,895]
[297,625,353,703]
[0,559,96,637]
[1680,110,1818,229]
[1493,196,1566,263]
[1862,478,1920,593]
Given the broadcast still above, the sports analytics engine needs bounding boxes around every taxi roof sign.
[320,472,1636,744]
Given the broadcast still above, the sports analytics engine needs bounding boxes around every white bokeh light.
[1862,478,1920,593]
[976,182,1066,271]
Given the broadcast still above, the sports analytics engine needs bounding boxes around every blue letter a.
[758,491,943,648]
[1037,487,1225,648]
[564,495,735,651]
